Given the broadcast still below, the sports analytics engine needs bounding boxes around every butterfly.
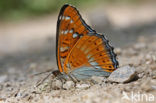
[53,4,119,81]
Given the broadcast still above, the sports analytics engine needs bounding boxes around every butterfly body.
[55,4,118,81]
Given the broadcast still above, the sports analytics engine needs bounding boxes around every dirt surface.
[0,35,156,103]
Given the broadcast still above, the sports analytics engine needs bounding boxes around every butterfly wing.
[56,4,95,73]
[56,4,118,79]
[63,33,118,79]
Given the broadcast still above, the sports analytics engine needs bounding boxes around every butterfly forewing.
[56,4,93,73]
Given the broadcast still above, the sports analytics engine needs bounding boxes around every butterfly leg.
[68,73,80,86]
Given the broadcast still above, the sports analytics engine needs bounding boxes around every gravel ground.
[0,35,156,103]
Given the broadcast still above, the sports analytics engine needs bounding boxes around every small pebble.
[63,81,75,90]
[150,64,156,70]
[7,87,14,91]
[115,48,121,55]
[16,92,23,98]
[76,84,90,89]
[151,71,156,79]
[138,72,144,78]
[108,65,136,83]
[140,78,153,92]
[51,80,62,90]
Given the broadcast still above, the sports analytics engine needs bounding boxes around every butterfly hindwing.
[63,34,118,74]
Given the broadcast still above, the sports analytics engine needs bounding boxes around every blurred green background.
[0,0,145,20]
